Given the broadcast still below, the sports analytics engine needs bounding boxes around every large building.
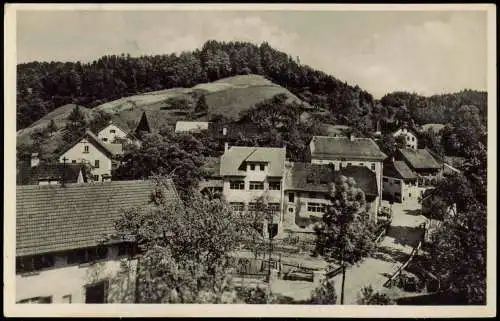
[283,163,380,234]
[15,179,179,304]
[309,135,387,206]
[219,145,286,235]
[59,130,123,182]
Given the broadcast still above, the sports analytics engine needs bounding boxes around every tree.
[377,134,397,157]
[395,134,407,149]
[426,203,486,304]
[309,278,338,304]
[356,285,394,305]
[89,109,112,134]
[111,187,260,303]
[314,175,377,304]
[47,119,58,133]
[195,94,209,114]
[112,132,205,200]
[63,105,88,143]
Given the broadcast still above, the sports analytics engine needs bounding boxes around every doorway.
[85,280,108,303]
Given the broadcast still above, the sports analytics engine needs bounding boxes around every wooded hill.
[17,40,487,133]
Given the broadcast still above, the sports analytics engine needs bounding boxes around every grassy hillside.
[17,74,310,152]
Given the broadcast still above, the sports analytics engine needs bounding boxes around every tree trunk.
[340,263,346,305]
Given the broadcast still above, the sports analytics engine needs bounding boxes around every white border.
[4,3,497,317]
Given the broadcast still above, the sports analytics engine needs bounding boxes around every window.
[288,207,294,213]
[371,163,376,171]
[62,295,72,303]
[230,202,245,212]
[102,138,108,142]
[83,145,89,153]
[94,160,100,168]
[249,181,264,190]
[248,202,258,212]
[92,175,100,182]
[268,203,280,212]
[72,160,76,164]
[250,164,255,171]
[412,137,415,142]
[319,179,328,184]
[110,129,116,134]
[394,180,401,185]
[307,202,325,213]
[33,254,55,270]
[347,163,352,167]
[18,296,52,304]
[288,193,295,202]
[269,182,281,190]
[85,281,108,304]
[67,247,107,265]
[230,180,245,190]
[309,192,317,198]
[359,163,364,166]
[260,164,265,171]
[409,193,412,198]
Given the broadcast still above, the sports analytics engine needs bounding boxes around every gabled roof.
[17,163,87,185]
[175,121,211,133]
[97,120,131,136]
[284,162,378,199]
[16,179,179,257]
[220,146,286,177]
[397,148,442,170]
[383,160,417,180]
[310,136,387,161]
[60,130,123,159]
[208,122,262,139]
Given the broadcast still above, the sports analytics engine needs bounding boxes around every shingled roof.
[17,163,87,185]
[397,148,442,170]
[310,136,387,161]
[284,162,378,199]
[16,179,179,257]
[383,161,417,180]
[220,146,286,177]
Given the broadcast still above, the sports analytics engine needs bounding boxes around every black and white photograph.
[4,3,496,317]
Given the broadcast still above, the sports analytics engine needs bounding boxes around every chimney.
[222,127,227,136]
[31,153,40,168]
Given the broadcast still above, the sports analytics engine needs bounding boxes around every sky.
[16,8,488,98]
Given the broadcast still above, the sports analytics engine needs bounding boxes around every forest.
[17,40,487,133]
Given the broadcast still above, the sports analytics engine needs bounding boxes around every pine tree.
[195,95,209,114]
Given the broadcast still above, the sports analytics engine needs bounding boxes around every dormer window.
[83,145,89,153]
[110,129,116,134]
[260,164,265,171]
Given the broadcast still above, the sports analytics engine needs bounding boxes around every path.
[330,200,428,304]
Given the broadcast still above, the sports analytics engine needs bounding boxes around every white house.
[393,127,418,149]
[15,179,179,304]
[175,121,211,133]
[309,135,387,209]
[283,162,380,235]
[97,121,134,144]
[59,130,123,182]
[219,144,286,236]
[382,159,419,203]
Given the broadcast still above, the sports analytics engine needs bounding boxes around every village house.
[175,121,211,133]
[219,144,286,236]
[58,130,123,182]
[394,148,443,199]
[15,179,179,304]
[283,162,380,235]
[97,120,135,144]
[393,127,418,150]
[309,135,387,207]
[382,158,419,203]
[17,153,88,185]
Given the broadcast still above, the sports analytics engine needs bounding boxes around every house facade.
[382,159,419,203]
[283,163,380,234]
[309,135,387,208]
[59,130,123,182]
[220,145,286,235]
[97,121,132,144]
[15,179,179,304]
[395,148,442,186]
[393,127,418,149]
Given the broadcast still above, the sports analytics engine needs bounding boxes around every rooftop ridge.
[16,179,160,190]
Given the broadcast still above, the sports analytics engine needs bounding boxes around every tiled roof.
[284,162,378,198]
[323,125,352,137]
[397,148,442,170]
[383,161,417,180]
[17,163,87,185]
[310,136,387,161]
[16,179,179,257]
[220,146,286,177]
[175,121,211,132]
[208,123,262,139]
